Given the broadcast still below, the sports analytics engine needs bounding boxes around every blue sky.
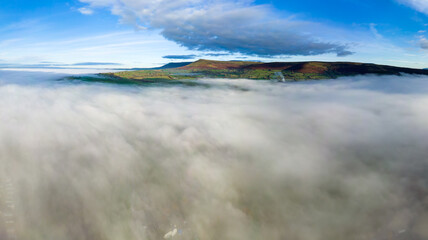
[1,0,428,68]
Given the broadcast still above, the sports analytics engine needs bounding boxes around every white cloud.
[78,0,353,57]
[398,0,428,14]
[420,36,428,49]
[78,7,94,15]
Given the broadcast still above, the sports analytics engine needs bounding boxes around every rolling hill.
[100,59,428,82]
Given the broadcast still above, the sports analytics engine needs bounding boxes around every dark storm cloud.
[79,0,354,57]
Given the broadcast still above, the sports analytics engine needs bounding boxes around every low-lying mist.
[0,71,427,240]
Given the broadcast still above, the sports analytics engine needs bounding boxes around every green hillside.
[99,59,428,82]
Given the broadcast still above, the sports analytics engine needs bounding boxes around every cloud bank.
[78,0,353,57]
[0,71,427,240]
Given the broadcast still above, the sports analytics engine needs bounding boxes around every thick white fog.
[0,71,427,240]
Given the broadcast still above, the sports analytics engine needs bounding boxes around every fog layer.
[0,71,427,240]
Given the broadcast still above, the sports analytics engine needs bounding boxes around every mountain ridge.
[180,59,428,74]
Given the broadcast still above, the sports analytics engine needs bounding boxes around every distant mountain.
[100,59,428,82]
[153,62,193,69]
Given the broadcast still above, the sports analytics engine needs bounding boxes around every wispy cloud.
[0,61,122,68]
[0,28,176,68]
[78,7,94,15]
[76,40,164,51]
[0,19,45,34]
[72,62,121,66]
[163,53,232,59]
[398,0,428,14]
[78,0,353,57]
[204,53,231,57]
[369,23,383,39]
[163,54,197,60]
[29,31,133,47]
[0,38,24,47]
